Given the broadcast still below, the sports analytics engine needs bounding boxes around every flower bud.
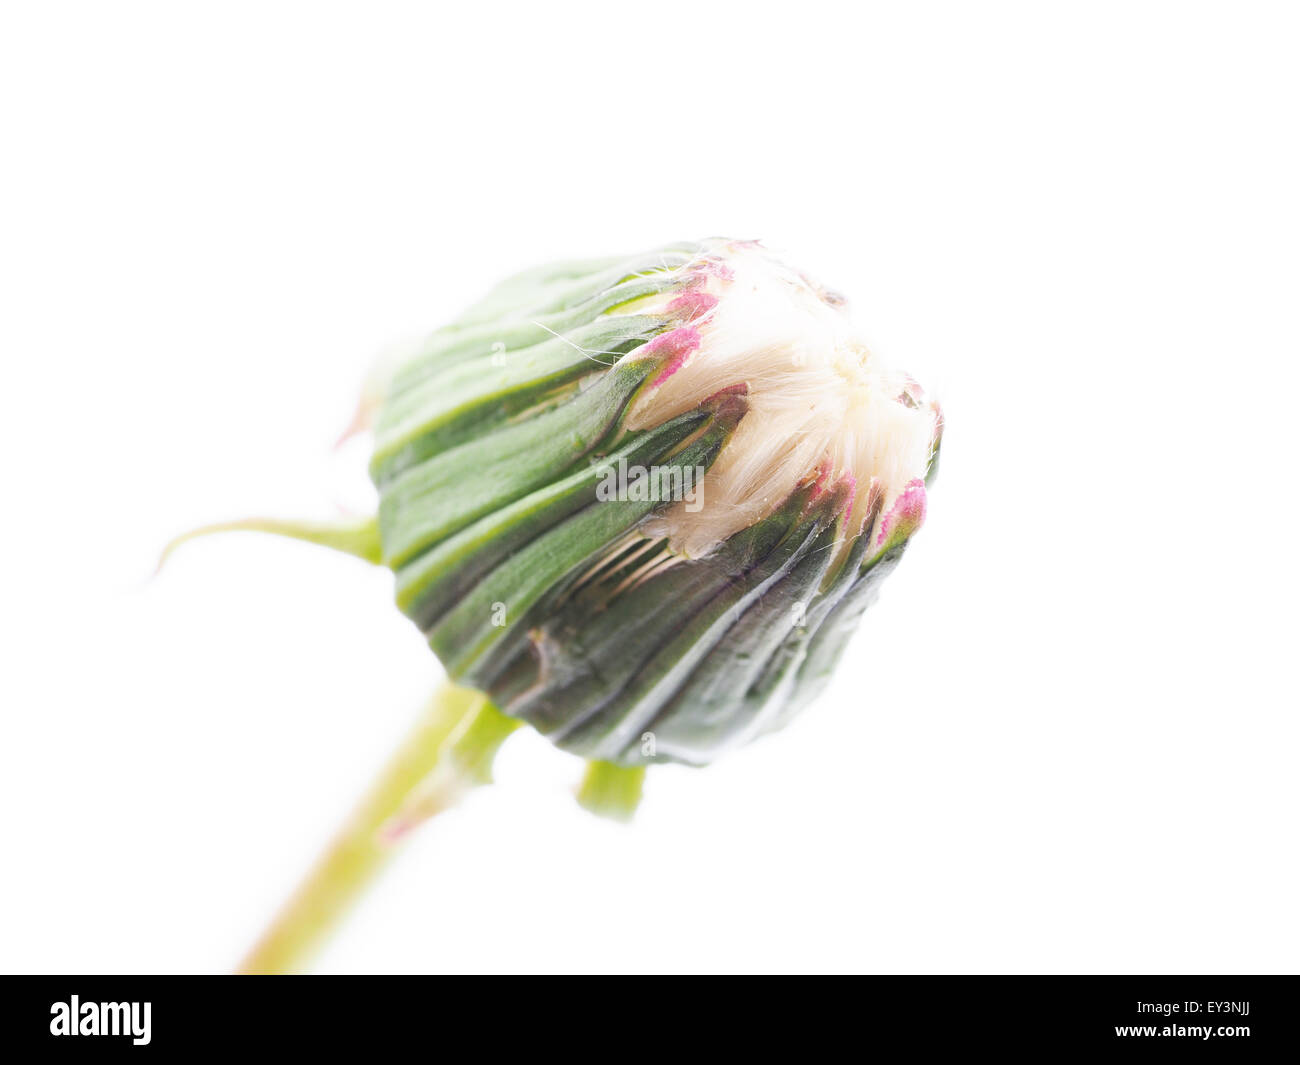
[374,239,941,766]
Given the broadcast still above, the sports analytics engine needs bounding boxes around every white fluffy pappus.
[624,241,939,559]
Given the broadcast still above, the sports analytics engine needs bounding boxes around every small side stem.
[576,760,646,822]
[238,682,518,975]
[157,514,383,574]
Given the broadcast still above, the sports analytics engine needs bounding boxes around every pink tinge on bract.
[627,240,939,560]
[643,326,702,386]
[875,478,927,549]
[691,257,735,282]
[808,462,833,500]
[838,473,858,521]
[666,291,719,323]
[809,464,858,517]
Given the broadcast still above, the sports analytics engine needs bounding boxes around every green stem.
[576,760,645,822]
[238,682,518,975]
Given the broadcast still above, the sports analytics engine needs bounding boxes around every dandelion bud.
[374,238,941,766]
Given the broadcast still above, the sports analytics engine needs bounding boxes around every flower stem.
[576,760,646,822]
[238,682,518,975]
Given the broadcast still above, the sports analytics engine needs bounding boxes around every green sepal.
[371,314,670,483]
[444,244,701,332]
[736,494,894,739]
[767,541,910,734]
[428,391,747,684]
[379,355,662,569]
[512,486,835,763]
[503,484,818,741]
[639,499,847,765]
[390,267,696,390]
[444,256,623,329]
[393,402,725,631]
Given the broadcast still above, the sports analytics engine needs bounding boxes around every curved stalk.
[238,682,518,975]
[157,514,383,574]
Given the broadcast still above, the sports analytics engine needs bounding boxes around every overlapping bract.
[372,242,936,766]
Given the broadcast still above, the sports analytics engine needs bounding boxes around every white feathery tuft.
[625,241,938,558]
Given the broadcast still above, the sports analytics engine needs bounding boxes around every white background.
[2,2,1297,974]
